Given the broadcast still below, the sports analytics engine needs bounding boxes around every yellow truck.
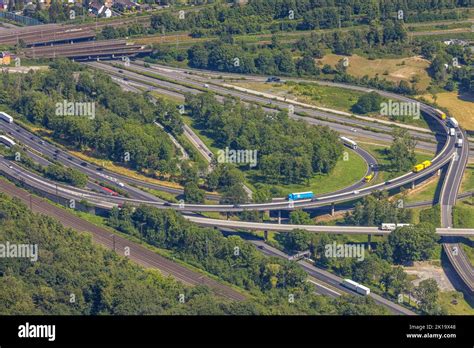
[413,160,432,173]
[364,173,374,183]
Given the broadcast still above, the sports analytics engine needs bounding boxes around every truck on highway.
[448,117,459,128]
[412,160,432,173]
[342,279,370,295]
[380,223,411,231]
[456,138,463,148]
[0,135,16,147]
[434,108,447,120]
[0,112,13,124]
[100,186,119,196]
[449,128,456,136]
[340,136,358,150]
[287,191,314,201]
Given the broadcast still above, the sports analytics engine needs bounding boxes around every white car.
[353,190,360,195]
[204,84,209,88]
[118,182,125,187]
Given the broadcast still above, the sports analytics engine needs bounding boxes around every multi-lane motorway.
[0,57,472,311]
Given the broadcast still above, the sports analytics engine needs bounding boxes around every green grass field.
[438,291,474,315]
[247,147,367,197]
[403,177,440,204]
[461,165,474,193]
[361,142,433,184]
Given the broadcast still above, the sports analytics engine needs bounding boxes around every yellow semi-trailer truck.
[421,160,432,169]
[413,164,425,173]
[412,160,432,173]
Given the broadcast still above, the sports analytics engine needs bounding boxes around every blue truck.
[287,191,314,201]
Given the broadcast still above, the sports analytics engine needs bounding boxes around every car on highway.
[80,162,88,167]
[39,140,44,145]
[118,70,123,73]
[353,190,360,194]
[16,128,21,132]
[96,167,103,171]
[68,156,73,160]
[8,165,13,169]
[118,182,125,187]
[266,76,281,83]
[163,202,172,206]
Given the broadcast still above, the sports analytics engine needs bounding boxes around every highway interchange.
[0,57,473,314]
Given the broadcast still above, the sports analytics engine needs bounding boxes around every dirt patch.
[404,261,455,292]
[420,92,474,131]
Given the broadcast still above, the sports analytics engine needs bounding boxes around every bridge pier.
[411,181,415,190]
[226,212,229,220]
[263,230,268,241]
[331,203,335,217]
[367,234,372,251]
[437,169,441,176]
[278,210,281,224]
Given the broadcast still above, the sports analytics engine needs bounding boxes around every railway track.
[0,177,247,302]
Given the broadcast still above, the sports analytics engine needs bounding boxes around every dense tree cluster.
[345,192,412,226]
[109,204,309,292]
[0,193,239,315]
[185,93,343,184]
[44,163,88,187]
[379,223,439,264]
[0,193,391,315]
[149,0,470,36]
[421,41,474,94]
[0,60,181,178]
[388,128,417,172]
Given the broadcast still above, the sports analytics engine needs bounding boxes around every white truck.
[342,279,370,296]
[456,138,463,148]
[448,117,459,128]
[0,112,13,124]
[449,128,456,136]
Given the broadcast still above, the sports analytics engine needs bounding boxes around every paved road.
[439,127,474,294]
[184,215,474,237]
[0,176,246,302]
[250,240,415,315]
[94,61,443,152]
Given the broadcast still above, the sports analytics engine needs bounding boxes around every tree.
[387,224,439,264]
[184,182,205,204]
[220,183,248,205]
[382,266,409,296]
[389,128,417,172]
[289,210,312,225]
[352,92,382,114]
[277,229,312,253]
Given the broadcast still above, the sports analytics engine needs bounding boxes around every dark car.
[54,149,60,154]
[68,157,73,160]
[80,162,88,167]
[96,167,103,171]
[266,76,281,83]
[164,202,172,206]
